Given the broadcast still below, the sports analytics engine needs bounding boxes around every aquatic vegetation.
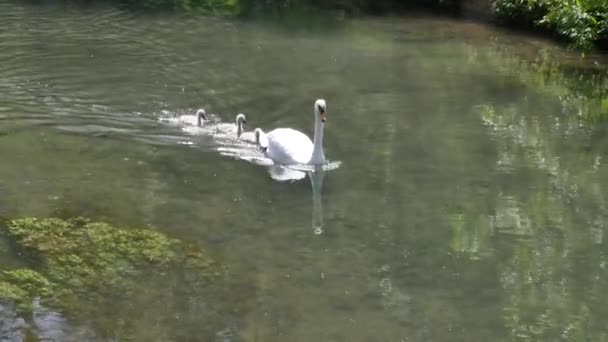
[0,269,54,312]
[3,218,182,297]
[1,269,53,297]
[0,281,29,308]
[0,217,234,338]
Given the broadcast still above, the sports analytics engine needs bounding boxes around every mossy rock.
[0,269,53,312]
[0,217,233,338]
[0,280,29,309]
[5,217,177,263]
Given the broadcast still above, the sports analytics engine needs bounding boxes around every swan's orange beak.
[320,112,326,123]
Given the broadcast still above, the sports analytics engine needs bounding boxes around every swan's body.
[177,109,207,127]
[264,99,327,165]
[265,128,314,164]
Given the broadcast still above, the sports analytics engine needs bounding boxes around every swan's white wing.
[266,128,313,165]
[178,115,199,126]
[239,131,257,144]
[181,125,212,135]
[215,122,237,135]
[159,114,201,128]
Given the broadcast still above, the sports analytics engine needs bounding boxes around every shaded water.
[2,0,608,340]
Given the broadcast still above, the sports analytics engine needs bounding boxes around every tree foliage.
[492,0,608,50]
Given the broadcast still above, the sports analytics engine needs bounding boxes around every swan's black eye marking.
[317,105,325,113]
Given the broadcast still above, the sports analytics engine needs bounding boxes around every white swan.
[178,108,207,127]
[264,99,327,165]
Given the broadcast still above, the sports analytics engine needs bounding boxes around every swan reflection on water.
[309,165,325,235]
[216,144,338,233]
[263,163,331,234]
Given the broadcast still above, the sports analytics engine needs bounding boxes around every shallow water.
[1,1,608,340]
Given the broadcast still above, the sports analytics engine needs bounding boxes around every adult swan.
[264,99,327,165]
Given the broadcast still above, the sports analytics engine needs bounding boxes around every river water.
[1,1,608,340]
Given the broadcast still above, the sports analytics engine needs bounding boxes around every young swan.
[177,108,207,127]
[235,113,247,137]
[237,113,265,147]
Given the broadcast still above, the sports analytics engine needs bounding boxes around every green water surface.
[1,1,608,340]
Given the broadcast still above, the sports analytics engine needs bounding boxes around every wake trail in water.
[1,73,342,177]
[0,76,191,145]
[155,108,342,181]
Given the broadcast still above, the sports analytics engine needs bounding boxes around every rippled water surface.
[2,1,608,340]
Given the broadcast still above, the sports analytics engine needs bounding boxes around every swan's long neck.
[256,129,268,150]
[197,114,203,127]
[237,121,243,137]
[309,114,325,164]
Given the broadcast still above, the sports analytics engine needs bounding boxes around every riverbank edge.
[32,0,606,53]
[347,0,608,54]
[457,0,607,53]
[259,0,608,54]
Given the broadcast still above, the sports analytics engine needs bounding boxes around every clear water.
[2,1,608,340]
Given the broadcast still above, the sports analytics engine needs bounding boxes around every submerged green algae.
[0,217,236,338]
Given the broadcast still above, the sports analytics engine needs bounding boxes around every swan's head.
[195,109,207,120]
[235,113,247,126]
[315,99,327,123]
[236,113,247,137]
